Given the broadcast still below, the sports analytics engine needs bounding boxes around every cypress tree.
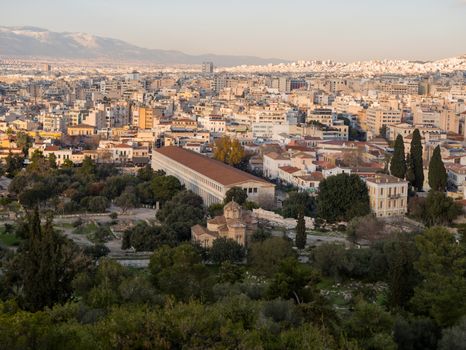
[428,145,447,191]
[406,153,416,190]
[295,211,306,249]
[12,208,88,311]
[410,129,424,191]
[390,134,406,179]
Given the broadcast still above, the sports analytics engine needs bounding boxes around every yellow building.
[366,174,408,217]
[136,107,154,129]
[67,124,96,136]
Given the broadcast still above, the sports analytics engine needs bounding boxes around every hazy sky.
[1,0,466,62]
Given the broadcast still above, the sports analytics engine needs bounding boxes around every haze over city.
[1,0,466,61]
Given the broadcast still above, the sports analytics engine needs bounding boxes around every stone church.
[191,201,257,248]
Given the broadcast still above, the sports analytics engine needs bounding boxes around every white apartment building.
[40,114,67,132]
[252,123,275,139]
[263,152,292,179]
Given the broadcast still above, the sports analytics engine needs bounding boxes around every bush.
[84,244,110,260]
[209,237,245,264]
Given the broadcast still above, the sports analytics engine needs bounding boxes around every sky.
[1,0,465,62]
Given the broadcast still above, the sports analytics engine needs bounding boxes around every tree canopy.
[317,173,370,222]
[410,129,424,191]
[390,134,406,179]
[428,145,447,192]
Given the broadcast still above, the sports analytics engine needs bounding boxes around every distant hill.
[0,26,288,67]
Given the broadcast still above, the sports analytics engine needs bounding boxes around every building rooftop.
[365,174,408,185]
[154,146,272,187]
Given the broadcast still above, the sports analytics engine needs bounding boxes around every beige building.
[388,123,446,142]
[365,174,408,217]
[366,107,402,135]
[191,201,257,247]
[152,146,275,206]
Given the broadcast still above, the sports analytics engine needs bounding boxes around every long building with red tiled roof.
[152,146,275,206]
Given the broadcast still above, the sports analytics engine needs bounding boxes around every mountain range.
[0,26,288,67]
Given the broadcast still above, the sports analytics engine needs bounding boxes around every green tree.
[61,158,74,168]
[84,196,109,213]
[295,211,306,249]
[8,210,89,311]
[248,237,296,276]
[393,316,440,350]
[281,191,316,218]
[156,191,205,242]
[151,175,182,204]
[115,186,139,213]
[48,153,57,169]
[209,237,245,264]
[77,156,96,179]
[5,152,24,178]
[345,301,396,350]
[208,203,224,217]
[428,145,447,191]
[149,244,208,301]
[406,152,416,189]
[312,243,346,279]
[411,226,466,327]
[18,185,50,208]
[390,134,406,179]
[27,149,48,174]
[137,164,155,182]
[410,129,424,191]
[268,257,321,304]
[317,173,370,222]
[122,222,165,251]
[224,187,247,205]
[423,191,461,226]
[383,236,420,309]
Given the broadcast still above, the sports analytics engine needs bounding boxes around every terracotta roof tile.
[154,146,272,187]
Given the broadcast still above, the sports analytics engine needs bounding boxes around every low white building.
[263,152,292,179]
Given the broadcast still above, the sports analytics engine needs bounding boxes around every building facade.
[152,146,275,206]
[365,174,408,217]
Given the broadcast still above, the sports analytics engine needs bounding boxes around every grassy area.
[0,232,21,246]
[73,222,98,235]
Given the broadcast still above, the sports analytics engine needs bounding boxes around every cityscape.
[0,1,466,349]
